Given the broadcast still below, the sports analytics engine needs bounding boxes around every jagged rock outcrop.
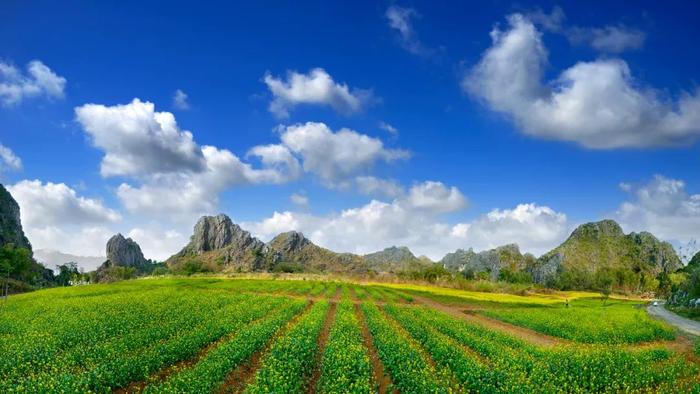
[0,184,31,251]
[167,215,371,273]
[266,231,368,273]
[364,246,431,272]
[441,244,535,281]
[105,234,147,268]
[168,214,267,271]
[94,234,148,282]
[530,219,682,288]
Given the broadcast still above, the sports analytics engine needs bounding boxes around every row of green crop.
[481,298,675,344]
[360,302,455,393]
[3,293,287,393]
[244,300,330,393]
[383,304,503,393]
[0,286,232,382]
[317,300,374,394]
[392,304,697,393]
[144,299,307,393]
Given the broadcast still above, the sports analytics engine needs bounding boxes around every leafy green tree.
[0,243,34,296]
[55,262,80,286]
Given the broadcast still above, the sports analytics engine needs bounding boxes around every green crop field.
[1,277,699,393]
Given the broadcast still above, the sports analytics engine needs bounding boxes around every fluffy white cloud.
[247,144,303,181]
[27,225,114,257]
[75,99,206,177]
[452,203,570,255]
[127,227,188,261]
[75,99,300,220]
[245,199,568,260]
[355,176,404,198]
[406,181,467,213]
[116,144,292,220]
[0,60,66,105]
[244,179,566,259]
[263,68,372,118]
[7,180,122,257]
[568,26,646,53]
[385,6,432,56]
[8,180,121,227]
[0,143,22,171]
[614,175,700,243]
[172,89,190,110]
[276,122,410,187]
[464,14,700,148]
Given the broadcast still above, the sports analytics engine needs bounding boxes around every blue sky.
[2,1,700,266]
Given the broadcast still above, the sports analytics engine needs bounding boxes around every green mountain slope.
[530,220,681,290]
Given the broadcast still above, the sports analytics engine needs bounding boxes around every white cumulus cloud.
[355,176,404,198]
[244,180,567,259]
[8,180,121,227]
[614,175,700,243]
[75,99,206,177]
[263,68,373,118]
[0,60,66,106]
[7,180,122,257]
[127,227,188,261]
[0,143,22,171]
[275,122,410,187]
[406,181,467,213]
[75,99,301,221]
[452,203,570,255]
[464,14,700,149]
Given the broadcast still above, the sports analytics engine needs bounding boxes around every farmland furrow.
[243,300,330,393]
[412,294,562,347]
[360,302,455,393]
[116,298,298,393]
[350,287,394,394]
[142,298,308,393]
[377,304,465,393]
[305,300,338,393]
[219,300,315,394]
[353,302,394,394]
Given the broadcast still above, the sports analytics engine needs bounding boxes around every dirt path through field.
[412,295,563,347]
[412,295,700,358]
[218,300,314,394]
[350,288,395,394]
[305,295,339,393]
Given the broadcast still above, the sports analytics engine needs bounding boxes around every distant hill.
[364,246,433,273]
[34,249,104,272]
[167,214,369,274]
[266,231,368,273]
[529,219,681,289]
[441,244,535,281]
[165,215,681,292]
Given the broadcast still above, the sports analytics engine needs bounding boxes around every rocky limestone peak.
[106,233,146,267]
[188,214,263,253]
[268,231,311,253]
[570,219,624,240]
[0,184,31,251]
[365,246,416,262]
